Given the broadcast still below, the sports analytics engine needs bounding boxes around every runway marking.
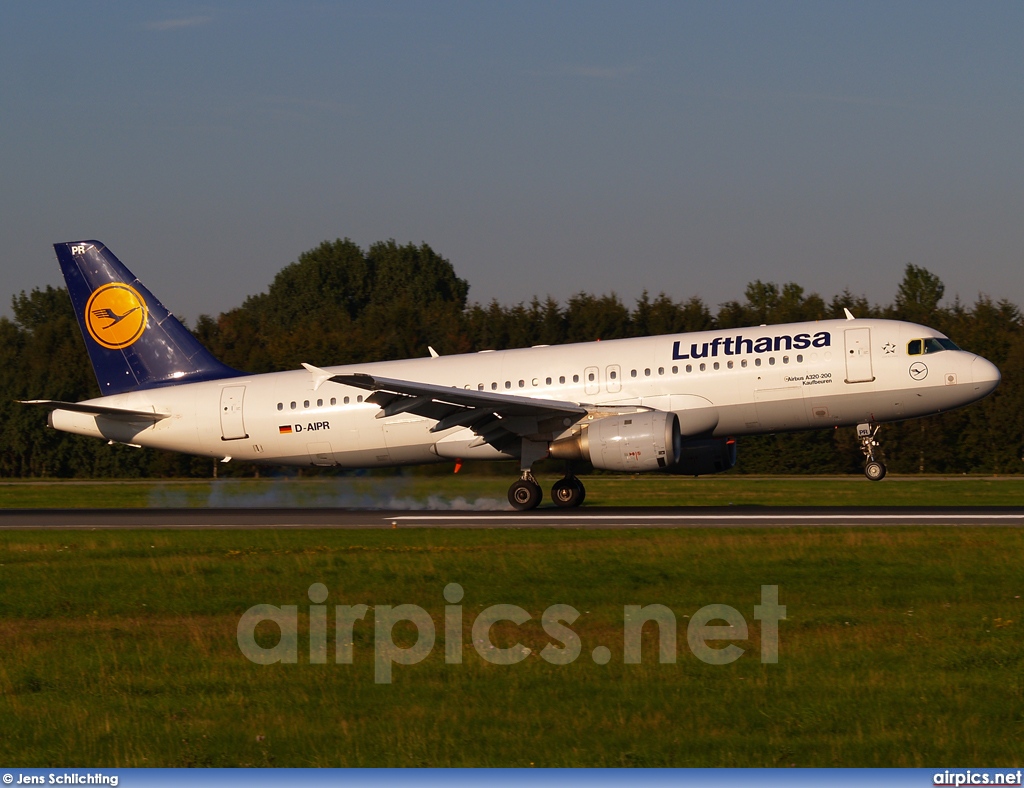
[390,513,1024,521]
[2,508,1022,530]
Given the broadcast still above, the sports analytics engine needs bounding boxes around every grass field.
[3,474,1024,508]
[2,525,1023,766]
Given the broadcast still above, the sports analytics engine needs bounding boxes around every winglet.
[428,346,440,358]
[844,308,856,320]
[301,363,335,391]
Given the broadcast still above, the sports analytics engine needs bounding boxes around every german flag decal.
[279,425,293,434]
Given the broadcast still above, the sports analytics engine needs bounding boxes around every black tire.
[865,461,886,481]
[551,478,583,508]
[509,479,543,510]
[573,476,586,505]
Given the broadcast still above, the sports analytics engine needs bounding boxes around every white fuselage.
[50,318,1000,469]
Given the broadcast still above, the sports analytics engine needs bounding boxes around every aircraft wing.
[19,400,170,421]
[323,370,587,446]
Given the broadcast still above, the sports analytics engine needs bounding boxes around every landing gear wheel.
[857,423,886,482]
[864,461,887,482]
[509,478,543,510]
[551,477,585,508]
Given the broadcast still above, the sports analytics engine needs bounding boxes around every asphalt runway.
[1,506,1023,529]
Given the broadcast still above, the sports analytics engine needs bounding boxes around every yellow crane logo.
[84,283,148,349]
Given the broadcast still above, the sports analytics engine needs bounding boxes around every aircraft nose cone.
[971,356,1001,396]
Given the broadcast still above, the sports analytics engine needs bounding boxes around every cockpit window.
[908,337,960,355]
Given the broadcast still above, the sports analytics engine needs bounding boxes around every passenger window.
[290,401,296,410]
[491,382,497,391]
[588,372,595,382]
[741,359,748,368]
[713,362,720,370]
[478,384,484,391]
[644,368,651,376]
[518,380,525,388]
[796,355,803,363]
[630,369,637,378]
[330,398,336,406]
[545,377,552,385]
[609,371,617,380]
[699,363,706,371]
[317,399,323,407]
[304,400,310,408]
[658,367,664,375]
[559,376,566,384]
[727,360,734,369]
[277,403,283,411]
[671,366,678,374]
[686,364,692,373]
[769,358,776,366]
[344,397,350,404]
[782,356,789,365]
[755,358,762,367]
[505,381,511,389]
[357,395,363,403]
[573,374,579,383]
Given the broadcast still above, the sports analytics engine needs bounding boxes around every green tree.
[893,264,946,325]
[564,293,631,342]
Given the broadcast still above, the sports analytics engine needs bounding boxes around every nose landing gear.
[857,422,887,481]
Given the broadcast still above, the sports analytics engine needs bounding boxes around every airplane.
[21,240,1001,510]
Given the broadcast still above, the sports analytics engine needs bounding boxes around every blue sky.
[2,1,1023,324]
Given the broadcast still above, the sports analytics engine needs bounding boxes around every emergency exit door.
[844,328,875,384]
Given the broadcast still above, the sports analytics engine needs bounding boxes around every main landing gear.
[857,422,887,481]
[508,472,543,510]
[507,467,587,510]
[551,475,586,508]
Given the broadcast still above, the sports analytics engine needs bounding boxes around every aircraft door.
[844,328,875,383]
[606,365,621,393]
[219,386,248,440]
[584,366,600,396]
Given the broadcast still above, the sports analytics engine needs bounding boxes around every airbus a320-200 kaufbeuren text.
[23,241,1001,509]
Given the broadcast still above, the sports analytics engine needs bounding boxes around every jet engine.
[550,411,682,472]
[664,437,737,476]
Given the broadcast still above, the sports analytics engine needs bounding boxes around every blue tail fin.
[55,240,242,395]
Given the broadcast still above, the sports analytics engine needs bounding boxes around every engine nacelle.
[664,437,737,476]
[550,411,682,472]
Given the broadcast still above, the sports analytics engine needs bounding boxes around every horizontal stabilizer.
[19,400,170,421]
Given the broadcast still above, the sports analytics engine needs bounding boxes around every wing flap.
[294,365,588,446]
[333,373,587,418]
